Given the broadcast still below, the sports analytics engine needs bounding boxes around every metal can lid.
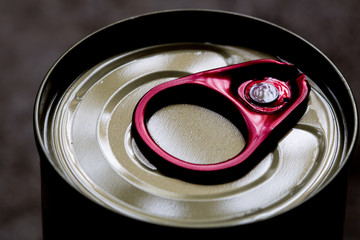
[42,42,343,227]
[34,11,357,228]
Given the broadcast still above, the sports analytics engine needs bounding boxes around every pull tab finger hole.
[147,104,246,165]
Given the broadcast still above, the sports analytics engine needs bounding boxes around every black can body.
[34,10,357,240]
[39,158,349,239]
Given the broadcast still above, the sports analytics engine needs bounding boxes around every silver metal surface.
[43,43,343,227]
[249,82,279,105]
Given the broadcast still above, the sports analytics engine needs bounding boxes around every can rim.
[33,9,359,227]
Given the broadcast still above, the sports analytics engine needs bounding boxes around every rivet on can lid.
[249,82,279,105]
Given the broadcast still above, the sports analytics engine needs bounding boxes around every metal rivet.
[249,82,279,105]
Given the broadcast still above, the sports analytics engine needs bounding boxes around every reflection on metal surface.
[147,104,246,165]
[249,82,280,105]
[48,43,341,227]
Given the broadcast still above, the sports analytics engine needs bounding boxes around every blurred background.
[1,0,359,239]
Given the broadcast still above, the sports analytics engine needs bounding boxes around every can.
[34,10,358,239]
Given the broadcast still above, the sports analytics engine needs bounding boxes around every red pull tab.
[132,59,309,184]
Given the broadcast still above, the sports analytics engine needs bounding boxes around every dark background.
[1,0,359,239]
